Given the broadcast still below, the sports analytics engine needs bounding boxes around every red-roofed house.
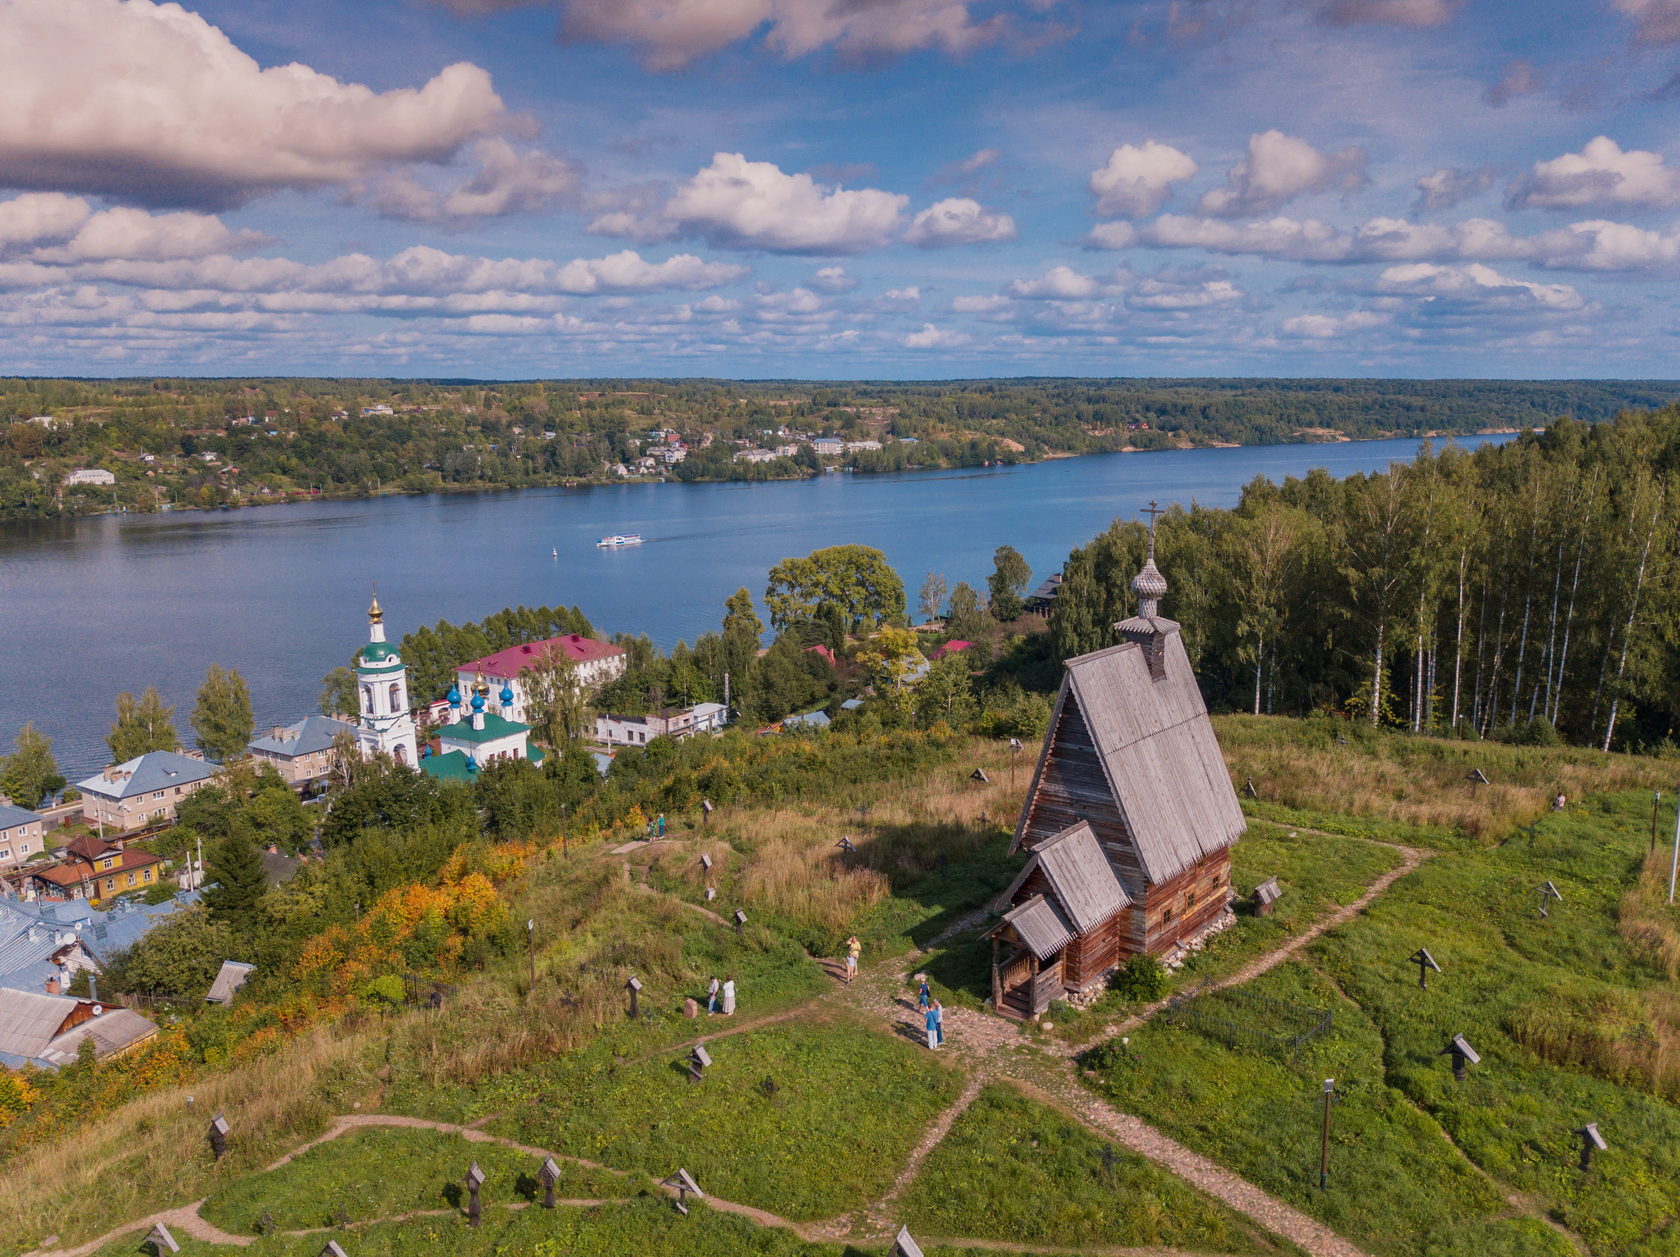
[453,635,627,723]
[930,640,973,661]
[803,644,837,668]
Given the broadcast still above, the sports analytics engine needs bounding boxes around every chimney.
[44,975,59,995]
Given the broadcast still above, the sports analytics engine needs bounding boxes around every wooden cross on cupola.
[1141,499,1166,527]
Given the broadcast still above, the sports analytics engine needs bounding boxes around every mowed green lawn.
[487,1016,964,1221]
[900,1083,1301,1255]
[1088,791,1680,1257]
[198,1126,632,1235]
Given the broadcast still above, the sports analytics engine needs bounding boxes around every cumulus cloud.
[951,293,1010,313]
[1280,310,1389,338]
[1126,276,1244,310]
[1611,0,1680,45]
[1413,167,1497,213]
[904,197,1016,247]
[0,0,510,209]
[1084,222,1137,250]
[903,322,970,348]
[1089,141,1198,218]
[1484,59,1542,107]
[1198,130,1368,217]
[881,286,922,303]
[1007,265,1128,299]
[467,0,1058,70]
[809,265,858,292]
[1509,136,1680,210]
[1373,262,1585,310]
[660,153,907,253]
[1318,0,1456,25]
[360,140,579,223]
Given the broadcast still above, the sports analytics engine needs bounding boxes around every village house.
[455,634,627,723]
[0,802,45,869]
[0,893,197,992]
[810,437,844,457]
[246,715,357,790]
[594,702,729,747]
[0,986,158,1069]
[27,834,164,902]
[988,528,1244,1019]
[1025,573,1064,616]
[75,751,217,833]
[734,448,777,464]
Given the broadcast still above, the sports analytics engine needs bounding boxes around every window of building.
[127,873,136,886]
[388,681,402,708]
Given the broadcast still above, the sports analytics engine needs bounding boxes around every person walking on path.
[657,812,667,837]
[925,998,943,1050]
[706,975,721,1015]
[916,975,931,1011]
[722,974,737,1017]
[844,935,861,985]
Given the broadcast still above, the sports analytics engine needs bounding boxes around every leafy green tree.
[191,663,254,761]
[319,666,357,717]
[946,582,987,640]
[743,636,838,725]
[104,907,233,997]
[916,654,977,728]
[987,545,1032,621]
[0,723,65,808]
[765,544,906,633]
[522,653,588,745]
[106,686,178,762]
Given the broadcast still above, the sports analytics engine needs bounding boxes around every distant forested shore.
[1,375,1675,521]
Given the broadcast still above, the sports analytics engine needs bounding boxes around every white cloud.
[1413,167,1496,213]
[1126,277,1244,310]
[951,294,1010,312]
[1089,141,1198,218]
[1084,222,1137,249]
[0,0,509,209]
[1509,137,1680,210]
[1319,0,1456,25]
[362,139,579,223]
[0,194,97,251]
[1611,0,1680,45]
[903,322,970,348]
[1374,262,1584,310]
[1281,310,1388,338]
[43,207,267,262]
[662,153,907,254]
[1007,264,1127,300]
[809,265,858,292]
[1198,130,1368,217]
[881,286,922,303]
[1138,213,1539,265]
[903,197,1016,247]
[533,0,1053,70]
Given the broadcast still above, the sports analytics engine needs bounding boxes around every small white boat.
[596,533,644,548]
[551,547,558,558]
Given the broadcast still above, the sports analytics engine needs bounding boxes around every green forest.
[1,375,1674,520]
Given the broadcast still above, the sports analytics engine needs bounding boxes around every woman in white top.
[722,974,737,1016]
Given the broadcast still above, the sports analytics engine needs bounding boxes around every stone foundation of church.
[1159,905,1237,971]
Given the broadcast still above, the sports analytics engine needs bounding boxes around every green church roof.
[435,711,531,744]
[359,642,399,664]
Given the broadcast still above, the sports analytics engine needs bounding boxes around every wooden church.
[989,515,1245,1019]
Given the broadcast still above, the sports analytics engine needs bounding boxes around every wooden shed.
[990,531,1245,1018]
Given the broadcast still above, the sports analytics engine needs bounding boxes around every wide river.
[1,433,1513,779]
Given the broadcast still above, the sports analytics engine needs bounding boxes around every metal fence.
[1161,983,1333,1058]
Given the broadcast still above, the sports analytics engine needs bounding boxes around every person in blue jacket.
[925,998,943,1050]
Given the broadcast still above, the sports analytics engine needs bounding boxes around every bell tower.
[354,590,419,767]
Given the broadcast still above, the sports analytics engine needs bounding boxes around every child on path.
[844,935,860,984]
[925,998,943,1050]
[722,974,737,1016]
[706,975,721,1015]
[916,975,931,1011]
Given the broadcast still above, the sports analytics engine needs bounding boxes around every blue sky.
[3,0,1680,378]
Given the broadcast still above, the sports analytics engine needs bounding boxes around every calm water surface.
[0,434,1513,777]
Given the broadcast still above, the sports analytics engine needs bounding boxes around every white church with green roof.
[352,594,543,781]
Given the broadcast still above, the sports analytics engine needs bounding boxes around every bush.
[1109,954,1167,1002]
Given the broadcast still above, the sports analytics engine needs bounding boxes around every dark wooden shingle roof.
[999,821,1130,932]
[998,894,1075,959]
[1015,627,1244,885]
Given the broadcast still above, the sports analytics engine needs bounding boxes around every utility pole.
[1653,791,1663,854]
[1319,1079,1334,1190]
[1668,800,1680,905]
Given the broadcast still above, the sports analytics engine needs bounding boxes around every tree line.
[1049,408,1680,751]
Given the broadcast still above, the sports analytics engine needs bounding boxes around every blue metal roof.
[75,751,216,800]
[0,804,42,829]
[0,891,200,989]
[247,715,356,758]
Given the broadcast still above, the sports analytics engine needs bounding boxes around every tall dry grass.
[1619,850,1680,981]
[1215,715,1671,841]
[1507,985,1680,1102]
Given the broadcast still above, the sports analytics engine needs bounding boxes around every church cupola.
[470,674,489,731]
[499,682,515,716]
[1116,500,1176,681]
